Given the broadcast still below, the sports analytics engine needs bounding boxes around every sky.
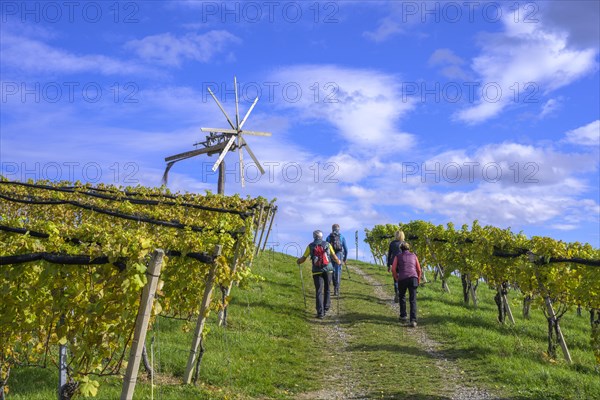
[1,0,599,261]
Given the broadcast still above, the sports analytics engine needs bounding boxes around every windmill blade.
[211,135,237,172]
[238,135,245,187]
[201,128,239,134]
[239,96,259,130]
[241,130,272,137]
[207,87,236,130]
[234,76,240,129]
[240,136,265,175]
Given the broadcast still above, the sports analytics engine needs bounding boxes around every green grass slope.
[7,252,599,399]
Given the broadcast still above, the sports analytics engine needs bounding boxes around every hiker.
[326,223,348,296]
[387,230,405,303]
[297,230,341,319]
[392,242,421,327]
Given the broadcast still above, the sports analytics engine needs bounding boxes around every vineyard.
[0,178,276,399]
[364,221,600,368]
[2,177,599,399]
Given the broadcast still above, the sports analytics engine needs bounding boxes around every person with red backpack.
[392,241,421,327]
[297,230,341,319]
[326,223,348,296]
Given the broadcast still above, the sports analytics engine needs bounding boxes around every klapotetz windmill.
[163,77,271,193]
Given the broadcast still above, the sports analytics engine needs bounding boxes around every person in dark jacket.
[387,230,405,303]
[392,242,421,327]
[326,223,348,296]
[297,230,341,318]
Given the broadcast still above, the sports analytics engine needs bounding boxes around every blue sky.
[1,1,599,260]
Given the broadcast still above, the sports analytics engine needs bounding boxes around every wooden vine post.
[260,206,277,252]
[502,288,515,324]
[253,203,265,248]
[530,253,572,363]
[218,231,244,326]
[121,249,165,400]
[425,238,450,293]
[255,206,271,256]
[495,283,515,324]
[184,245,222,384]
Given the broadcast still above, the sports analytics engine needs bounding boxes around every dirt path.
[349,264,497,400]
[296,293,366,400]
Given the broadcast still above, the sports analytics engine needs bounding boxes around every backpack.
[330,233,343,252]
[388,240,403,267]
[311,242,330,269]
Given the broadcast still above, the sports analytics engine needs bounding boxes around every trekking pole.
[344,261,351,279]
[337,283,340,316]
[298,265,307,308]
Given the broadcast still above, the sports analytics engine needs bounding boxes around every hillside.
[9,251,599,399]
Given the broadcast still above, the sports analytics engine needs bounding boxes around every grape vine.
[0,178,274,398]
[365,220,600,365]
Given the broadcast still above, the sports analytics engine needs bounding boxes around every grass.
[6,252,600,399]
[321,260,452,398]
[355,260,600,400]
[8,251,319,399]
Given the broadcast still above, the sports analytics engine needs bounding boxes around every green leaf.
[79,378,99,397]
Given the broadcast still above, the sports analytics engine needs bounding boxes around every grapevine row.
[364,220,600,366]
[0,178,275,398]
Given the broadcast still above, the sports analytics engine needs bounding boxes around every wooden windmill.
[163,77,272,194]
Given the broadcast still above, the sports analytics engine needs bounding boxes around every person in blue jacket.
[326,223,348,296]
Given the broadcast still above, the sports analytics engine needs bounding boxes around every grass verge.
[353,260,600,400]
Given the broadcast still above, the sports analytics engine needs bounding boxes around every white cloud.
[564,120,600,147]
[429,49,465,67]
[428,48,471,80]
[270,65,416,154]
[416,142,598,189]
[1,33,150,76]
[537,0,600,49]
[362,1,425,43]
[362,16,404,42]
[539,98,561,119]
[455,9,598,124]
[124,31,241,67]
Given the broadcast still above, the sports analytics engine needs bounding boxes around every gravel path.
[350,264,499,400]
[296,292,366,400]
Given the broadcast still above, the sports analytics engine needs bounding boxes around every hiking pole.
[336,283,340,316]
[344,261,351,279]
[298,265,307,308]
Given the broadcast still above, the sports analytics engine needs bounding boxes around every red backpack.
[311,242,330,269]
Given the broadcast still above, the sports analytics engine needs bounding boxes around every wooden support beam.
[121,249,165,400]
[183,245,222,384]
[261,207,277,252]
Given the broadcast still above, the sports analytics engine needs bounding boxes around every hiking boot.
[316,313,324,319]
[399,316,408,323]
[410,320,417,327]
[334,289,339,296]
[394,293,399,303]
